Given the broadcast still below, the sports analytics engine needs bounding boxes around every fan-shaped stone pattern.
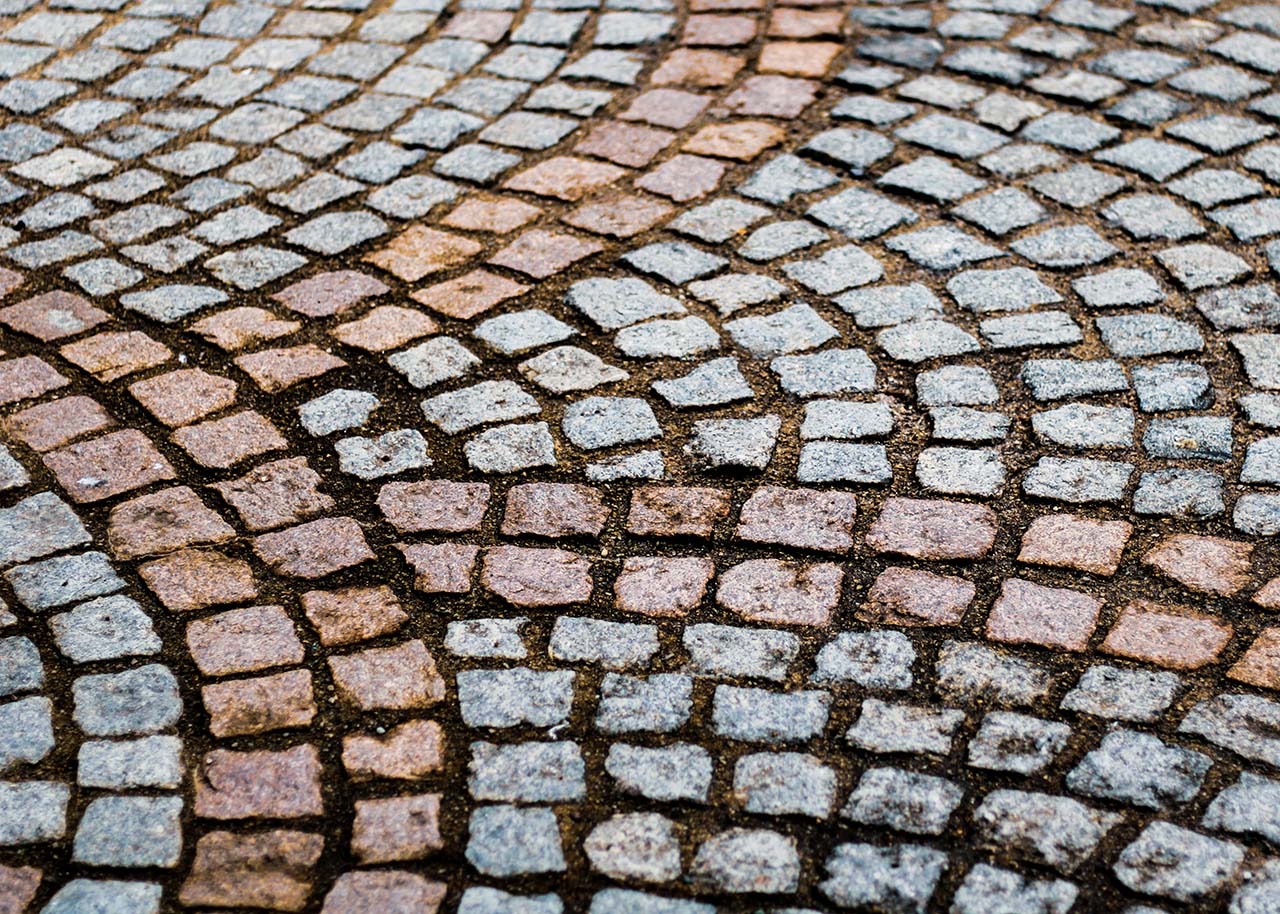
[3,0,1280,908]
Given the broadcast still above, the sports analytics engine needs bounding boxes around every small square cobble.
[986,579,1102,652]
[866,498,998,559]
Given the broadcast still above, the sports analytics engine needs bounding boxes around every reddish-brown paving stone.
[737,486,858,552]
[235,344,347,392]
[379,479,490,532]
[683,14,758,45]
[684,121,787,160]
[329,640,446,710]
[635,154,727,201]
[621,89,712,129]
[1017,514,1132,576]
[351,794,443,863]
[564,194,675,238]
[576,122,676,168]
[59,331,170,382]
[180,830,324,911]
[725,75,820,116]
[321,871,447,914]
[503,157,628,202]
[0,865,39,914]
[717,559,842,626]
[0,290,108,341]
[187,604,305,676]
[331,305,439,351]
[5,395,113,452]
[442,196,543,233]
[615,556,715,617]
[0,268,22,298]
[138,548,257,612]
[272,270,389,318]
[129,368,238,427]
[628,486,731,537]
[759,40,842,76]
[191,307,301,351]
[487,229,604,278]
[502,483,608,537]
[107,486,236,559]
[651,49,746,86]
[1228,628,1280,688]
[195,745,324,820]
[174,410,288,469]
[254,516,375,578]
[203,668,317,737]
[302,585,407,646]
[397,543,480,593]
[365,226,482,281]
[411,269,530,319]
[1102,600,1234,670]
[769,7,843,36]
[859,567,976,627]
[985,578,1102,652]
[0,355,68,405]
[343,719,446,782]
[693,0,763,9]
[443,8,511,39]
[212,457,335,531]
[865,498,999,560]
[43,429,175,503]
[482,545,593,606]
[1256,578,1280,609]
[1141,534,1255,596]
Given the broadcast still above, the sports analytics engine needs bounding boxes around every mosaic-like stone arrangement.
[0,0,1279,908]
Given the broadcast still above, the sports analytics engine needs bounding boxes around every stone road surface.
[0,0,1279,909]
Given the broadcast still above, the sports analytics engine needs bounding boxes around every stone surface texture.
[0,0,1276,909]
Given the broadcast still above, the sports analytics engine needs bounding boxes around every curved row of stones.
[0,0,1279,907]
[0,473,184,911]
[4,407,1280,913]
[0,0,1278,519]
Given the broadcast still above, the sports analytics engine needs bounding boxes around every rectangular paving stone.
[179,830,323,910]
[1102,600,1233,669]
[713,685,829,742]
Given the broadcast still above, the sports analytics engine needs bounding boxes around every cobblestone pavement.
[2,0,1280,909]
